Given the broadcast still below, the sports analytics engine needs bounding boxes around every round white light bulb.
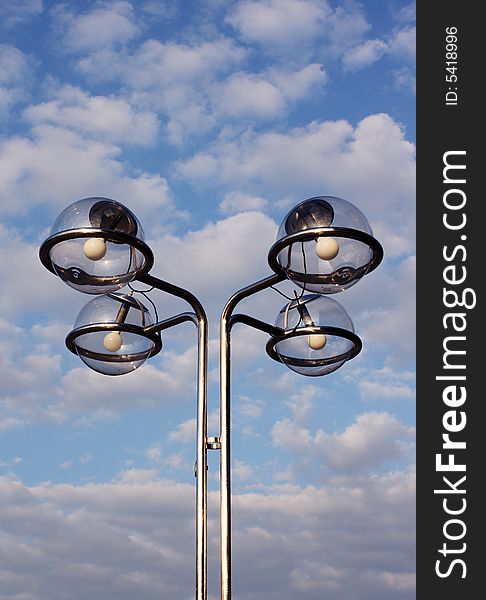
[83,238,107,261]
[307,334,327,350]
[103,331,123,352]
[316,237,339,261]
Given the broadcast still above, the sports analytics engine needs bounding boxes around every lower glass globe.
[272,294,358,376]
[71,293,157,375]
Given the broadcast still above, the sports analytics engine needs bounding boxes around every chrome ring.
[267,226,384,280]
[266,325,362,368]
[39,227,154,279]
[66,322,162,362]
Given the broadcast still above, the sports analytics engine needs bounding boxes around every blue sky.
[0,1,415,598]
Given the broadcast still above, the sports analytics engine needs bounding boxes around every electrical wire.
[128,282,159,324]
[271,240,312,331]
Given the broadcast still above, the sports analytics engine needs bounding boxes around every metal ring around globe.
[266,324,362,368]
[267,226,384,280]
[65,322,162,362]
[39,227,154,279]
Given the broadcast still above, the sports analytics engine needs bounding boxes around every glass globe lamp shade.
[39,197,153,294]
[266,294,361,376]
[268,196,383,294]
[66,293,161,376]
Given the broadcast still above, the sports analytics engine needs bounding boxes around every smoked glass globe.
[67,293,160,376]
[40,197,153,294]
[267,294,361,376]
[269,196,383,294]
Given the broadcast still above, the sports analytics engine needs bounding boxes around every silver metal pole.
[196,315,208,600]
[220,273,285,600]
[219,311,232,600]
[139,274,208,600]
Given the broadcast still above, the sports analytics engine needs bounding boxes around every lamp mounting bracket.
[207,437,222,450]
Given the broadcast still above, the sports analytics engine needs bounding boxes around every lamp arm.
[222,273,285,322]
[229,314,282,337]
[144,312,198,335]
[138,273,206,323]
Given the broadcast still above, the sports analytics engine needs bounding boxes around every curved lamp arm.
[229,314,282,337]
[145,311,198,334]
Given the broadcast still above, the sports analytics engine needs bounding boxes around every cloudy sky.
[0,1,415,598]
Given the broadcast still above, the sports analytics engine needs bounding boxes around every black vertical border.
[417,3,481,598]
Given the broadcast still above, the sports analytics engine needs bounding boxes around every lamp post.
[39,195,383,600]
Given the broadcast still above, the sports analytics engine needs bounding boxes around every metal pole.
[220,273,284,600]
[139,274,208,600]
[219,312,232,600]
[195,314,208,600]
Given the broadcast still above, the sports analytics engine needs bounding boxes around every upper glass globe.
[70,293,158,376]
[271,196,382,294]
[43,197,151,294]
[270,294,359,377]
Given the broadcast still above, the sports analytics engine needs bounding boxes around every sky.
[0,1,416,599]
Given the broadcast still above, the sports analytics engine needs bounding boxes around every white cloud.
[169,410,219,444]
[337,16,415,75]
[268,63,326,101]
[314,412,414,471]
[212,63,327,122]
[327,1,371,51]
[284,384,319,423]
[353,254,416,364]
[177,113,415,258]
[0,225,88,321]
[80,453,93,464]
[360,381,415,402]
[53,1,140,54]
[219,191,268,215]
[0,416,25,432]
[0,0,43,27]
[272,410,414,473]
[271,418,312,453]
[233,460,255,482]
[141,1,178,20]
[24,84,159,146]
[76,37,245,144]
[389,26,416,61]
[237,396,265,419]
[216,74,285,118]
[0,318,65,426]
[168,416,197,444]
[61,30,326,142]
[394,2,416,24]
[342,39,389,71]
[0,125,172,224]
[0,313,202,427]
[53,354,197,423]
[213,63,327,120]
[120,38,245,90]
[145,446,162,462]
[0,468,415,599]
[393,67,416,93]
[147,211,277,307]
[346,363,415,404]
[227,0,329,48]
[0,45,33,117]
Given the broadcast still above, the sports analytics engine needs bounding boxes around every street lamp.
[39,194,383,600]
